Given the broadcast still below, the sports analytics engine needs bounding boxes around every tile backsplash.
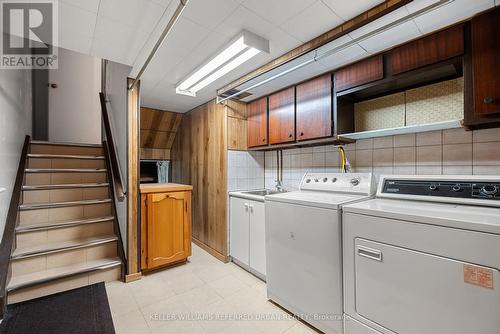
[264,127,500,191]
[227,150,265,192]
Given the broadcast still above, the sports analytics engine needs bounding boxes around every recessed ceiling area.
[53,0,497,113]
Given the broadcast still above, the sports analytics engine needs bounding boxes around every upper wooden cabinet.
[269,87,295,145]
[247,97,268,147]
[296,74,332,141]
[335,55,384,92]
[472,7,500,115]
[390,25,464,75]
[141,190,192,270]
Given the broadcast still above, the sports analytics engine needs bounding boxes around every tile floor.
[106,244,320,334]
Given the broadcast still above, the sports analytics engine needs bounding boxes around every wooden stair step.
[25,168,107,173]
[16,216,115,233]
[28,154,105,160]
[11,235,118,260]
[19,199,112,211]
[7,257,121,292]
[22,183,110,191]
[30,141,102,148]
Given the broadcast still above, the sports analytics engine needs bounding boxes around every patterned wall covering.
[354,78,464,131]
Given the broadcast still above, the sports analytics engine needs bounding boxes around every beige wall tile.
[312,152,325,167]
[325,151,340,167]
[355,150,373,167]
[49,206,84,221]
[82,221,114,238]
[47,225,87,243]
[473,128,500,142]
[49,189,84,202]
[20,209,49,224]
[443,128,472,144]
[473,142,500,165]
[25,173,51,185]
[443,144,472,166]
[393,166,416,175]
[28,158,51,168]
[84,203,112,218]
[473,166,500,175]
[373,136,393,149]
[51,173,84,184]
[416,131,442,146]
[416,146,442,166]
[88,267,120,285]
[23,190,50,204]
[356,139,373,150]
[86,242,117,261]
[443,166,472,175]
[394,147,416,166]
[83,187,109,200]
[373,148,393,167]
[394,134,416,147]
[46,249,86,269]
[11,257,46,276]
[8,275,89,304]
[416,166,442,175]
[17,230,48,247]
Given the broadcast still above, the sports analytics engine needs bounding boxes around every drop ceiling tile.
[213,5,276,39]
[348,6,410,40]
[412,0,495,34]
[182,0,239,30]
[138,44,191,86]
[358,20,422,54]
[57,30,93,55]
[59,2,97,38]
[318,43,368,71]
[92,17,150,65]
[241,0,316,27]
[98,0,166,37]
[151,0,174,8]
[262,28,302,57]
[60,0,100,13]
[280,1,344,43]
[321,0,384,21]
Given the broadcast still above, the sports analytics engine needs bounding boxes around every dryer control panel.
[378,176,500,206]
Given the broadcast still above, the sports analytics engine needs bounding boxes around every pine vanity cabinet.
[140,184,192,271]
[229,195,266,278]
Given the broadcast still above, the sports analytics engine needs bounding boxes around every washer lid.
[265,191,370,209]
[343,198,500,234]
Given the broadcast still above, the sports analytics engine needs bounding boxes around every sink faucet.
[275,179,285,192]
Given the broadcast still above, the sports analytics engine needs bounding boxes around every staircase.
[6,141,122,304]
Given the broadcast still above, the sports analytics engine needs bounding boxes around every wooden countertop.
[140,183,193,193]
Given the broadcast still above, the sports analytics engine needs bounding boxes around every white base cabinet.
[229,196,266,278]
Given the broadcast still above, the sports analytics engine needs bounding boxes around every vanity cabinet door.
[247,97,268,147]
[230,197,250,265]
[249,201,266,276]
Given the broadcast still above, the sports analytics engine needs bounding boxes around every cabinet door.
[146,191,190,268]
[269,87,295,144]
[229,197,250,265]
[249,201,266,276]
[247,97,268,147]
[335,55,383,92]
[472,7,500,114]
[296,74,332,141]
[390,25,464,75]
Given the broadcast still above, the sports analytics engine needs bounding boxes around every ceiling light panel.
[176,30,269,97]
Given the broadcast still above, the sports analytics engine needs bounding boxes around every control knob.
[314,179,319,183]
[323,177,328,183]
[350,178,360,186]
[429,184,438,191]
[481,185,499,196]
[452,184,461,192]
[305,179,311,183]
[331,177,337,183]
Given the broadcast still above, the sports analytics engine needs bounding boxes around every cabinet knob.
[262,138,266,142]
[300,132,304,136]
[288,134,293,138]
[484,96,495,104]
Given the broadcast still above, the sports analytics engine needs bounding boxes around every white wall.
[48,47,101,144]
[105,60,131,254]
[0,37,32,239]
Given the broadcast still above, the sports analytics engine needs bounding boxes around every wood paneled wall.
[140,107,183,160]
[171,100,229,261]
[226,100,247,151]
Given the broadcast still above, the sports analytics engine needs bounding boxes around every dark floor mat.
[0,282,115,334]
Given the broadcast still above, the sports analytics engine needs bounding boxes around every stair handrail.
[99,92,126,201]
[0,135,30,320]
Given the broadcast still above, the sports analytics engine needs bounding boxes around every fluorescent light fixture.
[176,30,269,97]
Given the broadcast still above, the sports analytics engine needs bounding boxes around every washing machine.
[265,172,376,334]
[343,175,500,334]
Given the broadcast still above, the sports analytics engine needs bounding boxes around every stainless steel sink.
[242,189,285,196]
